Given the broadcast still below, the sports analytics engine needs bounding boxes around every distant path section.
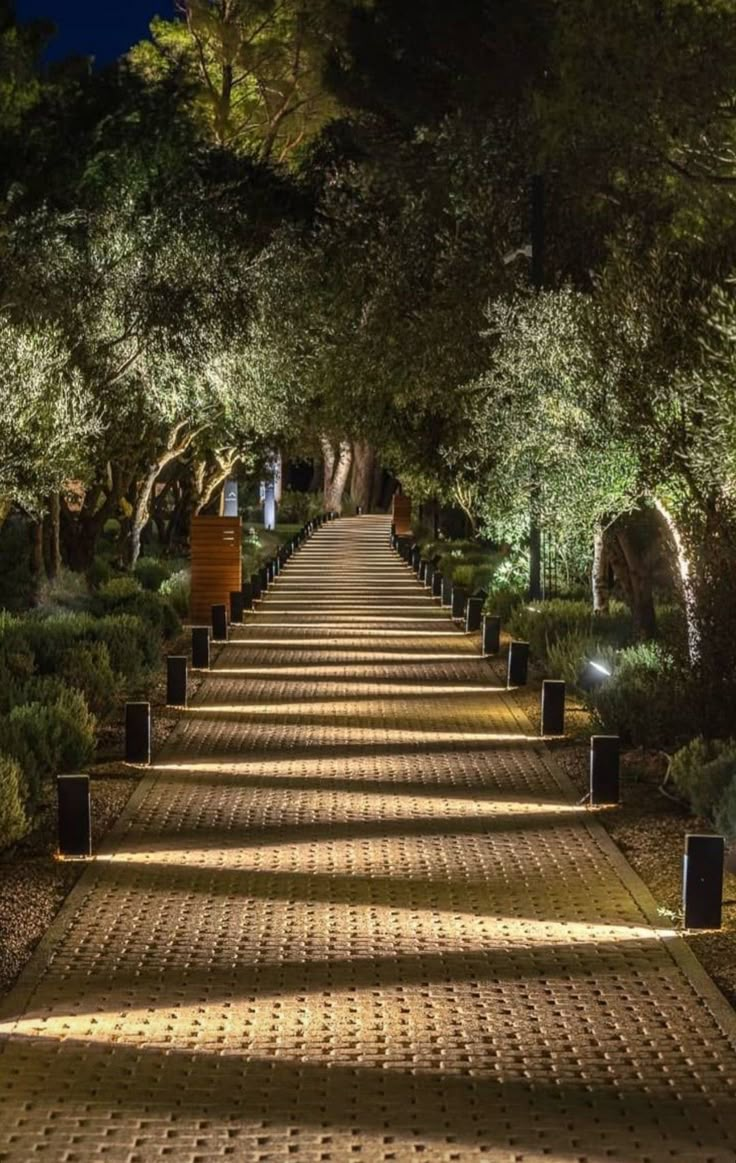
[2,514,736,1162]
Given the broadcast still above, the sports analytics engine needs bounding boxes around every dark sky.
[17,1,176,65]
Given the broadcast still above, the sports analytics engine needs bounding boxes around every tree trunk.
[48,493,62,578]
[29,519,45,587]
[321,436,353,513]
[610,525,657,639]
[351,441,376,512]
[592,525,610,614]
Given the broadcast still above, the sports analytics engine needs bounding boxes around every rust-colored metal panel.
[392,494,412,535]
[190,517,242,624]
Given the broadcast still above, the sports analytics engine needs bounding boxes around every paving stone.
[2,517,736,1161]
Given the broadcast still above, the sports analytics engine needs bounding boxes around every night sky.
[17,1,176,65]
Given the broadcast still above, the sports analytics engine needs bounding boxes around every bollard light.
[507,640,529,687]
[425,564,435,590]
[211,604,228,642]
[57,774,91,858]
[166,655,187,707]
[251,571,262,600]
[590,735,620,805]
[465,596,483,633]
[230,591,244,624]
[432,571,443,598]
[242,580,254,611]
[541,679,565,735]
[191,627,210,670]
[441,576,452,608]
[482,614,501,656]
[259,565,269,592]
[125,702,151,765]
[683,834,724,930]
[451,586,468,620]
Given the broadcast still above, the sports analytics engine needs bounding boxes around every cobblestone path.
[2,515,736,1162]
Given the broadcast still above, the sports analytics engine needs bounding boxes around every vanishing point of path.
[2,516,736,1163]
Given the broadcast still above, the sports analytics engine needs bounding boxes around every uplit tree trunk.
[592,525,610,614]
[609,523,657,640]
[130,423,198,567]
[48,493,62,578]
[351,441,376,511]
[193,449,239,516]
[321,436,353,513]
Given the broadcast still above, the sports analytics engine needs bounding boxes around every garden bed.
[499,657,736,1011]
[0,634,208,1001]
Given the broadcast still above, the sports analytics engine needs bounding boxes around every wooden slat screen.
[392,495,412,535]
[190,517,243,624]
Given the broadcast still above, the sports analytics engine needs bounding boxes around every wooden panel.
[190,517,242,624]
[392,494,412,536]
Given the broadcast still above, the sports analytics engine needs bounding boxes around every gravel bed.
[496,654,736,1011]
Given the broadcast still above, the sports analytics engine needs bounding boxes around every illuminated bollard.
[357,505,363,515]
[590,735,620,805]
[418,560,428,583]
[507,640,529,687]
[425,564,435,590]
[125,701,151,765]
[57,774,91,858]
[241,580,254,611]
[451,586,467,620]
[683,834,724,929]
[541,679,565,735]
[432,570,443,598]
[411,545,421,572]
[259,565,269,593]
[251,571,262,600]
[211,604,228,642]
[441,576,452,607]
[465,596,483,633]
[191,627,210,669]
[230,591,244,624]
[166,655,187,707]
[482,614,501,655]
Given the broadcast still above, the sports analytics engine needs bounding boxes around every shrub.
[20,612,95,674]
[0,520,34,613]
[61,642,121,721]
[95,578,180,640]
[715,778,736,842]
[0,754,29,849]
[590,642,691,747]
[546,633,617,688]
[670,737,736,819]
[134,556,171,592]
[451,564,475,590]
[92,614,158,683]
[0,688,96,806]
[86,556,114,590]
[36,567,90,613]
[486,584,525,623]
[159,568,190,619]
[278,489,322,524]
[508,599,633,660]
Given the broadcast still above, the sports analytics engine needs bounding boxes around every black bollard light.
[441,576,452,608]
[191,627,210,670]
[259,565,269,592]
[230,590,244,624]
[482,614,501,656]
[418,560,428,583]
[683,834,724,930]
[507,640,530,687]
[465,596,483,633]
[211,603,228,642]
[57,774,91,858]
[411,545,421,572]
[425,564,435,590]
[432,570,443,598]
[451,586,467,620]
[251,571,262,600]
[242,580,254,611]
[541,679,565,735]
[166,655,188,707]
[125,701,151,765]
[590,735,620,805]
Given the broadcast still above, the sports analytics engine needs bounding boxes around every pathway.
[2,516,736,1162]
